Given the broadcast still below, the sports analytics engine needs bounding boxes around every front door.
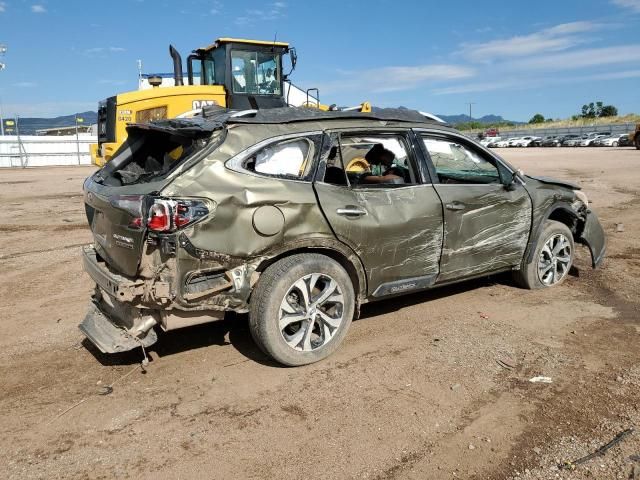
[417,132,532,282]
[314,131,444,297]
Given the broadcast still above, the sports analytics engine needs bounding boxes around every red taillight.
[146,198,209,232]
[147,202,171,232]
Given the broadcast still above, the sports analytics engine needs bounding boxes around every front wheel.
[513,220,575,289]
[249,253,355,366]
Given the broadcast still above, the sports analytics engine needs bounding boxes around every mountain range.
[7,110,520,135]
[6,111,97,135]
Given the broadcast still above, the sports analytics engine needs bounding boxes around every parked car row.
[481,132,633,148]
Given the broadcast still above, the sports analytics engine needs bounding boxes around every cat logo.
[192,100,218,109]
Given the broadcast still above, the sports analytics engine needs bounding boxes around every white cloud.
[13,81,37,88]
[319,64,475,94]
[0,2,6,13]
[611,0,640,13]
[461,21,599,62]
[83,46,126,56]
[235,1,285,25]
[31,4,46,13]
[434,69,640,95]
[510,44,640,71]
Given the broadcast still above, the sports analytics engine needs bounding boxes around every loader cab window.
[230,50,281,95]
[197,47,226,86]
[202,58,215,86]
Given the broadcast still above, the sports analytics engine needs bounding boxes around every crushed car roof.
[221,107,443,125]
[126,107,449,138]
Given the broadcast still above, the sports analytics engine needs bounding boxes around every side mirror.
[289,48,297,71]
[284,48,297,81]
[505,171,519,191]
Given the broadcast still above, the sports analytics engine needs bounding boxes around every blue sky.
[0,0,639,120]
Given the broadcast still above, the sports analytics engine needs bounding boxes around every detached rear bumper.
[79,301,158,354]
[80,245,158,353]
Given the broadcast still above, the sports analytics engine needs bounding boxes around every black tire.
[249,253,355,366]
[635,135,640,150]
[513,220,575,290]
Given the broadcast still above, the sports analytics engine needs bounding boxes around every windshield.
[230,50,281,95]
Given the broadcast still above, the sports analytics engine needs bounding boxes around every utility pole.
[465,102,476,121]
[0,43,7,136]
[75,115,84,165]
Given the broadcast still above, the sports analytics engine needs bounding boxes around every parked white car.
[593,134,627,147]
[480,136,501,147]
[508,137,524,147]
[492,138,513,147]
[579,134,609,146]
[564,136,584,147]
[516,136,541,147]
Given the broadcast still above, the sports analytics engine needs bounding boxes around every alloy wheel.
[537,233,572,286]
[279,273,345,351]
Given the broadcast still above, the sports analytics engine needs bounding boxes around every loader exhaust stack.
[169,44,184,86]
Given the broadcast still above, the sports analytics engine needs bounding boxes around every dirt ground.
[1,147,639,480]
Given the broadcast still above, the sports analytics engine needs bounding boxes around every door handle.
[445,202,466,211]
[336,206,367,217]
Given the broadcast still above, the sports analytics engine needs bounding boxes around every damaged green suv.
[80,107,605,366]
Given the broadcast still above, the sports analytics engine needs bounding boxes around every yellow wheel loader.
[94,38,295,165]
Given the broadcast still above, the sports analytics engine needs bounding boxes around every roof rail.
[419,111,446,123]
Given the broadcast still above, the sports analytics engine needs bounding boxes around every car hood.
[526,175,581,190]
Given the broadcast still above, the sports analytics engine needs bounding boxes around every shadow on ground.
[82,272,535,368]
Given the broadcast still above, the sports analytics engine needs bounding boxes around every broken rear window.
[95,127,221,187]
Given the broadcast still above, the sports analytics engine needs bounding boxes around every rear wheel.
[249,253,355,366]
[513,220,574,289]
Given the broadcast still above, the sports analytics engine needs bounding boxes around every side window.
[335,135,417,187]
[322,145,349,186]
[244,138,316,180]
[420,136,501,185]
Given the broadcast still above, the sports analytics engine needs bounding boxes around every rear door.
[416,131,532,283]
[313,130,444,297]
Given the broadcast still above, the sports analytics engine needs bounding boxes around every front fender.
[577,210,606,268]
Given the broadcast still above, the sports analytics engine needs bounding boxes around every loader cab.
[187,38,292,110]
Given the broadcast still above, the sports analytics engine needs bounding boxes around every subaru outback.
[80,107,605,366]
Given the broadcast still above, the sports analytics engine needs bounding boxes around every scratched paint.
[81,112,606,355]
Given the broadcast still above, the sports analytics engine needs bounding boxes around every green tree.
[595,101,604,117]
[581,103,597,118]
[529,113,546,124]
[599,105,618,117]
